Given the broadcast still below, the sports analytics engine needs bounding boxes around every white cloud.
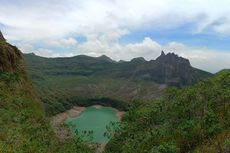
[18,36,230,73]
[78,37,230,73]
[47,37,77,48]
[1,0,230,73]
[17,43,35,53]
[162,42,230,72]
[18,43,75,57]
[77,37,161,60]
[34,48,76,57]
[1,0,230,41]
[36,48,60,57]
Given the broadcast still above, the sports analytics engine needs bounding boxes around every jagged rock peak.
[0,30,6,41]
[157,50,167,60]
[167,52,179,57]
[156,51,191,66]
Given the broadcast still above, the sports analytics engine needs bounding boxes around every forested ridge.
[46,96,128,116]
[23,51,212,118]
[105,71,230,153]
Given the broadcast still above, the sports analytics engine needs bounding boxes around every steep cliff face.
[135,51,211,86]
[154,51,194,85]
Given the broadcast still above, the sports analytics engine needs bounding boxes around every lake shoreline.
[50,105,125,140]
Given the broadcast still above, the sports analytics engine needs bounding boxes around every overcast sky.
[1,0,230,73]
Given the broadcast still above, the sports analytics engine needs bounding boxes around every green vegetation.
[23,53,165,115]
[104,71,230,153]
[23,52,212,117]
[2,35,227,153]
[46,96,128,116]
[0,42,93,153]
[0,71,93,153]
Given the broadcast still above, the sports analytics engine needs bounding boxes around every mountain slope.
[23,51,212,116]
[24,51,212,87]
[0,33,92,153]
[104,71,230,153]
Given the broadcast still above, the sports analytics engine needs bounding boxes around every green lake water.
[65,107,118,143]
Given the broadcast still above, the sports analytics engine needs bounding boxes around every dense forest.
[46,96,128,116]
[104,71,230,153]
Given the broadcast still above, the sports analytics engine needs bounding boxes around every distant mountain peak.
[27,53,36,56]
[161,50,165,56]
[132,51,209,86]
[131,57,146,63]
[157,50,167,60]
[23,51,212,87]
[97,54,115,62]
[99,54,110,58]
[118,60,126,63]
[156,51,190,66]
[0,30,6,41]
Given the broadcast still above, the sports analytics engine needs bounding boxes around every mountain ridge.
[24,51,212,86]
[22,50,213,116]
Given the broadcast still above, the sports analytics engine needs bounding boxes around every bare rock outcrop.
[0,31,5,41]
[0,31,23,72]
